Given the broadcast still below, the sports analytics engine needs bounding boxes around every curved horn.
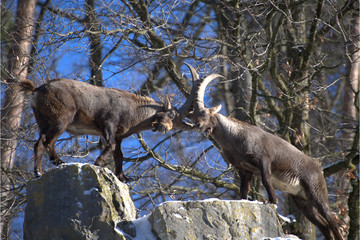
[176,63,200,117]
[164,95,171,110]
[195,73,224,110]
[177,63,224,116]
[184,62,199,81]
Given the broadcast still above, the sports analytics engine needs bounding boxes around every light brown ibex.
[20,79,192,182]
[175,63,344,240]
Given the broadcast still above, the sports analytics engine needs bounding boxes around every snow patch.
[261,236,300,240]
[76,201,83,208]
[83,188,98,195]
[116,215,156,240]
[159,198,270,207]
[60,162,86,168]
[172,213,190,223]
[173,213,183,219]
[278,214,296,223]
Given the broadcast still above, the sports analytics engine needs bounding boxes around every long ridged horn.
[185,62,199,81]
[176,63,200,117]
[195,73,224,111]
[163,95,172,110]
[177,63,224,117]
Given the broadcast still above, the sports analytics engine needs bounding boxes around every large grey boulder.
[24,163,293,240]
[24,163,136,240]
[147,200,285,240]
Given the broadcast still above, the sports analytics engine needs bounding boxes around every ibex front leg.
[239,171,253,200]
[113,138,129,182]
[94,122,116,168]
[259,159,278,204]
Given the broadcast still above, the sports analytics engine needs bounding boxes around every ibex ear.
[209,104,221,114]
[164,95,172,110]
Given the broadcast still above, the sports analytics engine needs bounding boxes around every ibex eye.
[169,111,176,119]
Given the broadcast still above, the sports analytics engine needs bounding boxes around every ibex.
[175,63,344,240]
[20,79,191,182]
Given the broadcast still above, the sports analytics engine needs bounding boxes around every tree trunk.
[344,14,359,240]
[288,90,316,240]
[85,0,103,86]
[343,14,359,141]
[0,0,36,238]
[287,5,316,238]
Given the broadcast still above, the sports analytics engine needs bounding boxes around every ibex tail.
[19,80,36,93]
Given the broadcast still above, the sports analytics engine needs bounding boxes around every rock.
[148,199,284,240]
[24,163,136,240]
[24,163,292,240]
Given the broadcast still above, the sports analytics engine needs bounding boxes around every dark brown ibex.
[176,63,344,240]
[20,79,192,182]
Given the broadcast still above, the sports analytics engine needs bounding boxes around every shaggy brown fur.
[19,79,187,182]
[179,64,344,240]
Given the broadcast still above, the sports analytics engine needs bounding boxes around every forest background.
[1,0,359,239]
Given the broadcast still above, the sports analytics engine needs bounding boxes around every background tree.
[342,12,359,240]
[1,0,358,239]
[1,0,37,238]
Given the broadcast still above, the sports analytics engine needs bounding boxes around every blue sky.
[4,1,355,239]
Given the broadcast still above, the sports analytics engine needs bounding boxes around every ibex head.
[152,96,178,133]
[179,63,223,136]
[154,64,223,134]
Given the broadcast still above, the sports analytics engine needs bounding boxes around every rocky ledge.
[24,164,296,240]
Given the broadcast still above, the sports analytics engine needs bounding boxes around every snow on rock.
[117,215,157,240]
[278,214,297,223]
[261,236,300,240]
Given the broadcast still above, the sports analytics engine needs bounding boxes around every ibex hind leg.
[33,110,50,178]
[290,195,334,240]
[44,115,74,166]
[34,134,46,178]
[313,196,344,240]
[302,177,344,240]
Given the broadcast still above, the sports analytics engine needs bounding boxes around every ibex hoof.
[94,159,105,167]
[34,170,42,178]
[50,159,64,166]
[266,199,278,205]
[118,173,130,183]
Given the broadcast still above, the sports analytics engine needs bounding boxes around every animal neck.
[211,114,245,144]
[135,102,163,122]
[129,102,163,133]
